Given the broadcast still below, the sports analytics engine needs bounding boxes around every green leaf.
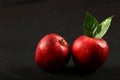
[83,12,114,39]
[95,15,114,39]
[83,12,100,37]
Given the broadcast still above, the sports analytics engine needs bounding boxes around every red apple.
[35,33,70,71]
[72,12,113,72]
[72,35,109,71]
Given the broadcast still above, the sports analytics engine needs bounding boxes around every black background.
[0,0,120,80]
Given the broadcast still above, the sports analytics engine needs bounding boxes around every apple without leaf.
[72,12,113,72]
[35,33,71,71]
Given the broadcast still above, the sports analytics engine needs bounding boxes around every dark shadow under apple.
[2,65,120,80]
[45,65,96,76]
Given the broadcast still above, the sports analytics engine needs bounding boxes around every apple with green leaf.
[72,12,114,72]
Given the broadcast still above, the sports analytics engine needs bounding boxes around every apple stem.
[59,39,66,46]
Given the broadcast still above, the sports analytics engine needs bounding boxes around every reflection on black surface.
[1,65,119,80]
[47,66,95,76]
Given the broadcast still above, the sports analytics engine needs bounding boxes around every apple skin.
[72,35,109,72]
[35,33,71,71]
